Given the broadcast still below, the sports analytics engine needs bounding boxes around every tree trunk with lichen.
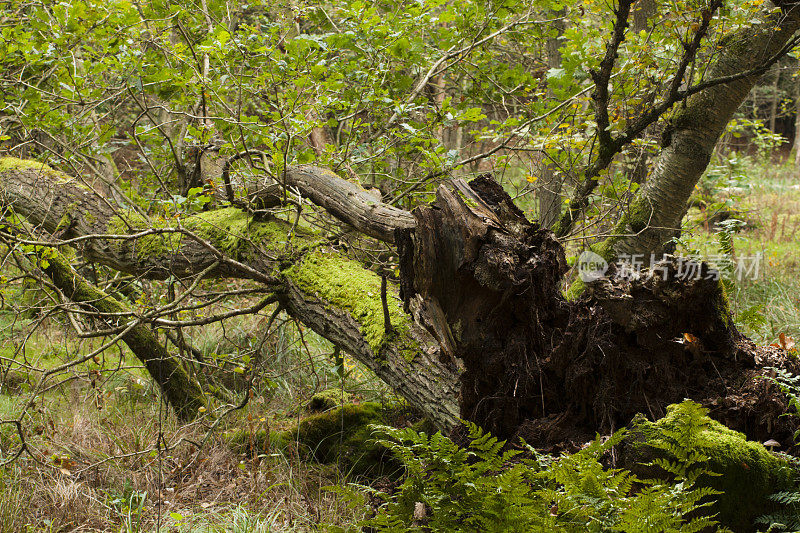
[537,8,566,229]
[603,7,800,259]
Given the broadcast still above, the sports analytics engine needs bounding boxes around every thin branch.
[591,0,634,159]
[554,0,733,237]
[152,295,277,327]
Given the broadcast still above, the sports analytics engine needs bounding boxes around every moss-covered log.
[228,402,404,477]
[0,157,460,430]
[41,248,206,421]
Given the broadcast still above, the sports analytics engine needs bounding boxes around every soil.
[397,175,800,453]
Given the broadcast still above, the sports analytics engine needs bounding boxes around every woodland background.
[3,0,800,531]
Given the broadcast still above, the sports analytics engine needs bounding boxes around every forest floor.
[1,157,799,532]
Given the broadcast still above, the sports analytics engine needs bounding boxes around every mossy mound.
[308,388,352,412]
[626,401,797,532]
[228,402,402,477]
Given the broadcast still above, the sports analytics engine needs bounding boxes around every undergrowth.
[757,368,800,531]
[331,401,728,532]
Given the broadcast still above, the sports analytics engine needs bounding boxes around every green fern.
[756,369,800,531]
[331,412,725,532]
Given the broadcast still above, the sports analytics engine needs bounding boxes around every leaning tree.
[1,0,800,453]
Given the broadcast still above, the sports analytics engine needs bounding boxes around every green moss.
[106,203,421,358]
[0,157,85,187]
[565,239,617,301]
[565,199,654,300]
[285,250,412,353]
[103,206,422,359]
[308,388,352,411]
[564,278,585,301]
[0,157,53,173]
[106,207,320,263]
[714,282,735,330]
[183,209,322,262]
[55,210,75,232]
[107,212,178,259]
[631,401,796,531]
[228,402,398,477]
[399,342,420,362]
[456,189,479,208]
[184,208,266,258]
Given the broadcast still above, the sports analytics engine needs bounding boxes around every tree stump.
[398,176,799,451]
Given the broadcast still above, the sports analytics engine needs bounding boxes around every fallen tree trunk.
[0,158,796,451]
[0,158,460,428]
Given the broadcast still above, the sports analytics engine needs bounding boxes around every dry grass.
[0,308,377,532]
[682,157,800,344]
[0,380,365,532]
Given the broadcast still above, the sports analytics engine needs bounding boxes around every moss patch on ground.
[629,401,796,532]
[228,402,401,477]
[308,388,352,411]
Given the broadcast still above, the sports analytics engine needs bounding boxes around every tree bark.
[607,7,800,258]
[632,0,655,31]
[537,8,566,229]
[0,158,460,429]
[793,69,800,167]
[626,0,657,185]
[769,65,781,133]
[41,249,207,421]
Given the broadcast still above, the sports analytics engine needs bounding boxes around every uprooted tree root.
[397,176,799,452]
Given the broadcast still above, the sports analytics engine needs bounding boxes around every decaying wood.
[237,165,415,243]
[398,176,799,450]
[1,158,796,449]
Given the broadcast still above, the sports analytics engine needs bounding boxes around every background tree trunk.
[537,9,566,229]
[793,70,800,167]
[769,65,781,133]
[607,9,800,259]
[626,0,657,185]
